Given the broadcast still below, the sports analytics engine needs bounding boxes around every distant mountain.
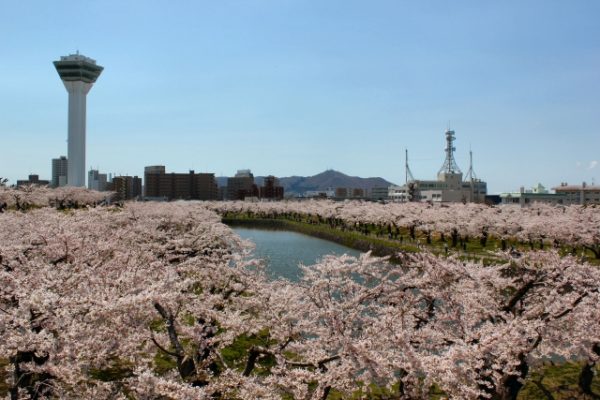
[280,170,395,196]
[216,170,395,196]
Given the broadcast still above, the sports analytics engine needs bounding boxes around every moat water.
[231,226,361,282]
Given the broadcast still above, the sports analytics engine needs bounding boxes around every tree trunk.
[10,351,53,400]
[480,229,488,247]
[496,354,528,400]
[579,343,600,398]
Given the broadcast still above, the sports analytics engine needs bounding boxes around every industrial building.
[144,166,219,201]
[389,129,487,203]
[54,53,103,187]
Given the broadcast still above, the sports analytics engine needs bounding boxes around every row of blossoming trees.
[1,187,599,399]
[209,200,600,258]
[0,185,109,212]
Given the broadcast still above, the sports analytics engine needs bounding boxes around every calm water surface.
[232,227,361,281]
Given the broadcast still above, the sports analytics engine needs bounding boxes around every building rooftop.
[235,169,253,178]
[59,53,98,64]
[499,192,565,198]
[553,183,600,191]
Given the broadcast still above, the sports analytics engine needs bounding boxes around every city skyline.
[1,1,599,193]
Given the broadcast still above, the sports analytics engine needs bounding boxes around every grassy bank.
[221,211,600,266]
[222,216,507,265]
[223,217,419,262]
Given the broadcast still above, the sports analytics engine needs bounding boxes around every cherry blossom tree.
[2,188,600,399]
[0,200,269,398]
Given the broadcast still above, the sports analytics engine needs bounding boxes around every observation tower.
[54,53,103,187]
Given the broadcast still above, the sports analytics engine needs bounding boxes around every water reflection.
[232,227,361,282]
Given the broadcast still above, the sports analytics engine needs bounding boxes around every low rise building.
[109,176,142,201]
[553,182,600,205]
[333,187,366,200]
[259,176,284,200]
[370,187,389,201]
[227,170,258,200]
[16,174,49,187]
[304,189,335,199]
[500,184,566,207]
[144,166,218,201]
[351,188,364,198]
[335,187,348,199]
[88,169,108,191]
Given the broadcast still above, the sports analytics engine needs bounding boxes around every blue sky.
[1,1,599,193]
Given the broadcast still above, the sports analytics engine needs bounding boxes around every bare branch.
[243,346,274,376]
[503,280,535,315]
[153,302,184,358]
[150,332,179,357]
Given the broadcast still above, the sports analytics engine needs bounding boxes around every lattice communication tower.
[438,129,462,175]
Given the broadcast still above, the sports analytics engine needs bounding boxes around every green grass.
[323,362,600,399]
[3,350,599,399]
[88,357,134,382]
[518,362,600,400]
[153,350,178,375]
[220,328,277,376]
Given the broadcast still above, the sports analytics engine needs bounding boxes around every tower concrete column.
[54,54,103,187]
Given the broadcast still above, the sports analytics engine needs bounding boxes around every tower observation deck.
[54,53,103,187]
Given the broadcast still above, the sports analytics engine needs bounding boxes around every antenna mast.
[464,148,477,182]
[405,148,414,184]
